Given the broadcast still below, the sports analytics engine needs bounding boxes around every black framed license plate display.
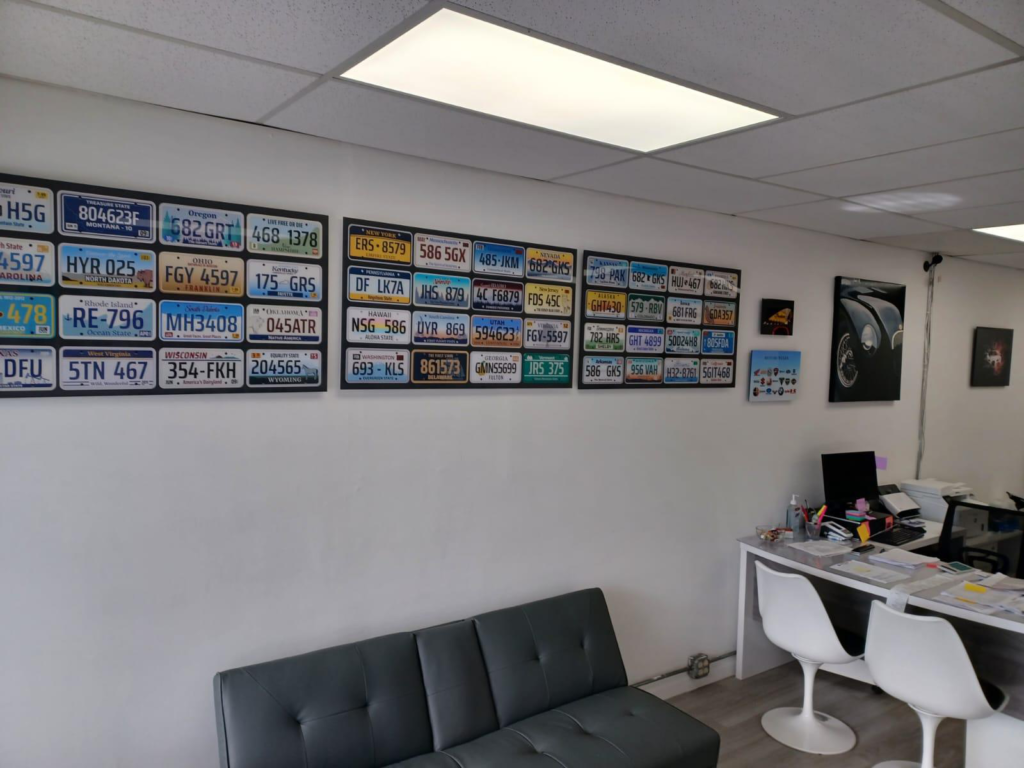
[577,252,740,388]
[0,172,328,397]
[341,218,576,388]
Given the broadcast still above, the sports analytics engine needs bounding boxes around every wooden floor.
[669,662,965,767]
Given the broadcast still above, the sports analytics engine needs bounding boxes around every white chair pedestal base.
[873,708,943,768]
[761,707,857,755]
[872,762,919,767]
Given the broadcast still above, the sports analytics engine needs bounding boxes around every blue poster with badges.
[58,191,155,242]
[749,350,801,402]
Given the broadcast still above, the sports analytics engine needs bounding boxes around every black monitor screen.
[821,451,879,505]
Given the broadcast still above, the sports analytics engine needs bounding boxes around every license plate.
[348,266,412,305]
[701,329,736,355]
[626,325,665,354]
[583,322,625,352]
[472,278,523,313]
[345,348,409,384]
[585,289,626,320]
[582,355,624,385]
[0,346,57,391]
[346,307,411,344]
[411,350,469,384]
[246,259,321,301]
[470,351,522,383]
[0,293,54,338]
[703,300,737,326]
[413,272,471,309]
[159,348,244,389]
[629,261,668,292]
[701,358,735,385]
[159,300,244,342]
[414,233,471,272]
[669,266,704,295]
[247,304,322,344]
[523,319,571,350]
[246,214,322,258]
[473,241,525,277]
[666,327,701,355]
[159,252,244,297]
[526,248,574,282]
[59,347,156,390]
[667,297,702,325]
[349,224,412,264]
[248,349,321,387]
[705,270,739,298]
[664,357,700,385]
[413,311,470,346]
[471,315,522,348]
[158,203,243,250]
[585,255,628,288]
[58,244,155,291]
[525,283,572,316]
[1,238,55,287]
[627,293,665,322]
[59,191,155,242]
[522,352,570,384]
[625,357,663,383]
[0,183,53,234]
[59,295,156,340]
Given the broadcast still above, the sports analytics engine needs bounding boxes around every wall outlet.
[688,653,711,679]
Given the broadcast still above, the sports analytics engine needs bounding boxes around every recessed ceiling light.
[975,224,1024,244]
[340,7,777,153]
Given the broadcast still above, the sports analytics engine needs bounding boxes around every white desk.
[737,532,1024,768]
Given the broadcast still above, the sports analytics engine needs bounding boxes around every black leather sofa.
[213,588,719,767]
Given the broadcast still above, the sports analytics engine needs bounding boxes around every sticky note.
[857,523,871,543]
[964,583,987,593]
[875,455,888,470]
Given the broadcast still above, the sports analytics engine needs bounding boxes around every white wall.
[0,78,1019,768]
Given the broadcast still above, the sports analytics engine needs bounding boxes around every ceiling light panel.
[975,224,1024,244]
[341,8,776,152]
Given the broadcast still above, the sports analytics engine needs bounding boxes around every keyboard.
[873,526,926,547]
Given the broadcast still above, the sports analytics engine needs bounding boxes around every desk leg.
[966,713,1024,768]
[736,548,791,679]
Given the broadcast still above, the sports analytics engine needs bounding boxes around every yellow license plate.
[159,252,244,296]
[526,248,574,282]
[349,224,412,264]
[525,283,572,316]
[585,290,626,319]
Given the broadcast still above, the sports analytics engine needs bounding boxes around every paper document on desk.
[787,540,851,557]
[831,561,909,584]
[868,549,939,569]
[891,573,958,596]
[979,573,1024,592]
[933,581,1024,615]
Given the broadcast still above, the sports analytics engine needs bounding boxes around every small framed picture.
[971,327,1013,387]
[760,299,794,335]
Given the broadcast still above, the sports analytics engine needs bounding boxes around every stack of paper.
[868,549,939,569]
[935,581,1024,616]
[979,573,1024,591]
[830,561,909,585]
[787,540,851,557]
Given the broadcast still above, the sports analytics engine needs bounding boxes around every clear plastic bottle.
[787,494,805,540]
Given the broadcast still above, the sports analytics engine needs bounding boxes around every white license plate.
[0,238,55,287]
[346,307,411,344]
[0,183,53,234]
[159,203,244,251]
[582,355,624,385]
[248,350,321,387]
[247,304,322,344]
[664,357,700,385]
[247,213,322,258]
[58,295,156,341]
[58,243,155,292]
[666,327,701,355]
[629,261,668,292]
[667,297,702,325]
[348,266,412,304]
[705,270,739,298]
[523,319,571,350]
[701,358,735,384]
[470,351,522,383]
[0,346,57,391]
[669,266,704,295]
[159,348,244,389]
[59,347,157,391]
[625,325,665,354]
[345,348,409,384]
[414,233,472,272]
[627,293,665,322]
[625,357,664,383]
[246,259,322,301]
[583,322,625,352]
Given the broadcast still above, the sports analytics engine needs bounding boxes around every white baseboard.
[636,656,736,701]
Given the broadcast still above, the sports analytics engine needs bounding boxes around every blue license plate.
[348,266,412,305]
[58,191,155,242]
[0,346,57,391]
[472,278,524,312]
[471,315,523,348]
[159,300,244,342]
[664,357,700,385]
[59,295,155,340]
[473,242,525,277]
[626,325,665,354]
[586,255,628,288]
[247,350,321,387]
[701,329,736,355]
[629,261,668,292]
[345,348,409,384]
[0,292,54,338]
[413,311,470,346]
[59,347,157,391]
[413,272,471,309]
[159,203,244,250]
[246,259,322,301]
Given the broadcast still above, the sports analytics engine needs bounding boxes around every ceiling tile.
[0,2,316,122]
[848,169,1024,215]
[914,201,1024,229]
[961,252,1024,270]
[460,0,1013,115]
[267,80,632,180]
[555,158,823,214]
[944,1,1024,47]
[743,200,950,239]
[658,61,1024,178]
[872,229,1020,256]
[33,0,425,74]
[764,128,1024,197]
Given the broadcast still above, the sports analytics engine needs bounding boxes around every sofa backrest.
[214,589,625,767]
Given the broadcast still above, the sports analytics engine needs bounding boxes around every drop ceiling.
[2,0,1023,269]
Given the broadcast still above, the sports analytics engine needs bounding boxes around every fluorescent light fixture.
[341,8,777,152]
[975,224,1024,244]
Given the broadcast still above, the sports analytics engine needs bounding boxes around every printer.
[900,478,973,523]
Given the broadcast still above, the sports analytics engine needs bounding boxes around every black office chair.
[939,497,1024,577]
[1009,492,1024,511]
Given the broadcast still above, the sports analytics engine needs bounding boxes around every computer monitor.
[821,451,879,507]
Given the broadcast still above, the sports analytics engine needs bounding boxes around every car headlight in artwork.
[860,323,878,351]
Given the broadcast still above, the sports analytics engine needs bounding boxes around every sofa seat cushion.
[511,687,719,768]
[443,728,592,767]
[387,753,459,767]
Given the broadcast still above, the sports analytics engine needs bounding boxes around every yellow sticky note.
[857,523,870,543]
[964,583,987,594]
